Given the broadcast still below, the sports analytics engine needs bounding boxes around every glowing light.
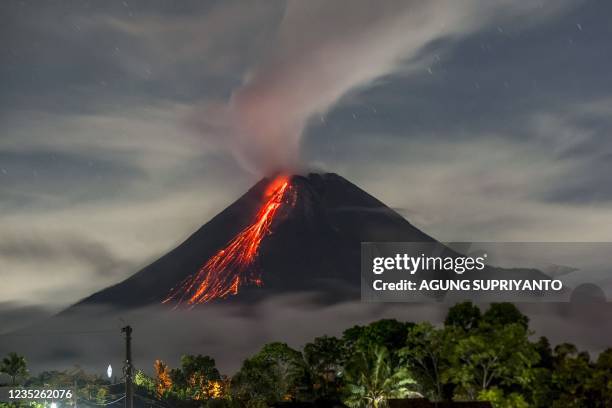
[208,380,224,398]
[154,360,172,397]
[164,175,293,305]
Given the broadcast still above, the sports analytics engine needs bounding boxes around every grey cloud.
[308,114,612,242]
[1,296,611,376]
[302,0,612,150]
[0,302,54,335]
[0,1,280,113]
[0,150,146,211]
[0,234,129,278]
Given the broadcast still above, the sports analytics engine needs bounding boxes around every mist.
[2,294,610,376]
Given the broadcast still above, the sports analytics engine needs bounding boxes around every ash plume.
[201,0,571,174]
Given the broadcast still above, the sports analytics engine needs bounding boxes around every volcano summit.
[71,173,435,309]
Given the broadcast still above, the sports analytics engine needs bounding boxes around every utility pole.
[121,325,133,408]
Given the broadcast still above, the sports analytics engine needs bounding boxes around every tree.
[482,303,529,330]
[399,322,456,401]
[28,367,111,404]
[181,354,221,381]
[255,342,305,400]
[533,336,554,370]
[343,345,416,408]
[444,301,481,332]
[231,342,304,406]
[478,387,529,408]
[231,357,278,408]
[303,336,348,398]
[553,343,578,363]
[171,354,222,400]
[446,323,539,400]
[1,352,28,386]
[587,348,612,407]
[550,344,593,408]
[134,369,156,393]
[527,337,554,407]
[526,366,553,408]
[343,319,413,355]
[154,360,172,398]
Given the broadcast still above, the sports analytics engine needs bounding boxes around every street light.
[107,364,113,379]
[50,403,57,408]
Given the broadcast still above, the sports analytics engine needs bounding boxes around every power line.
[96,381,126,387]
[134,394,172,408]
[78,395,126,406]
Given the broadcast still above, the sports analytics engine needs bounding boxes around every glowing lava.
[164,175,294,306]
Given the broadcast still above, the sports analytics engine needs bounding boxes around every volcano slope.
[68,173,437,310]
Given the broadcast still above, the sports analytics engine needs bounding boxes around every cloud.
[0,233,132,308]
[312,99,612,242]
[1,295,610,376]
[0,234,126,275]
[0,1,281,111]
[0,302,53,335]
[0,104,259,307]
[0,184,252,307]
[221,0,574,174]
[95,2,281,80]
[0,103,206,172]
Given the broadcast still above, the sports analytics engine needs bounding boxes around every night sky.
[1,0,612,338]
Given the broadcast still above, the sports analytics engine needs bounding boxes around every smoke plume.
[205,0,570,174]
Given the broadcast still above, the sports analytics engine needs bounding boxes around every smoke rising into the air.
[211,0,571,175]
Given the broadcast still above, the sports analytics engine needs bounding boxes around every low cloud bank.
[1,294,610,375]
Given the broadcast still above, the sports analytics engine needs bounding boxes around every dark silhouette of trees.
[303,335,347,399]
[2,303,611,407]
[231,342,304,406]
[444,301,481,331]
[589,348,612,406]
[0,352,28,386]
[343,319,414,356]
[482,303,529,330]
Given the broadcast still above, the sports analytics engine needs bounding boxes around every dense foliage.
[1,303,611,407]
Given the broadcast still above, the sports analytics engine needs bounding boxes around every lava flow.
[163,175,294,306]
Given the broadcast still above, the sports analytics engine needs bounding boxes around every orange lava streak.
[163,175,292,305]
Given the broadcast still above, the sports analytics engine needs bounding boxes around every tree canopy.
[0,352,28,386]
[2,302,609,408]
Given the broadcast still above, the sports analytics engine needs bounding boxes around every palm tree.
[343,345,417,408]
[1,352,28,385]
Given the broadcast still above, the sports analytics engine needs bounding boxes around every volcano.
[7,173,576,375]
[70,173,435,309]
